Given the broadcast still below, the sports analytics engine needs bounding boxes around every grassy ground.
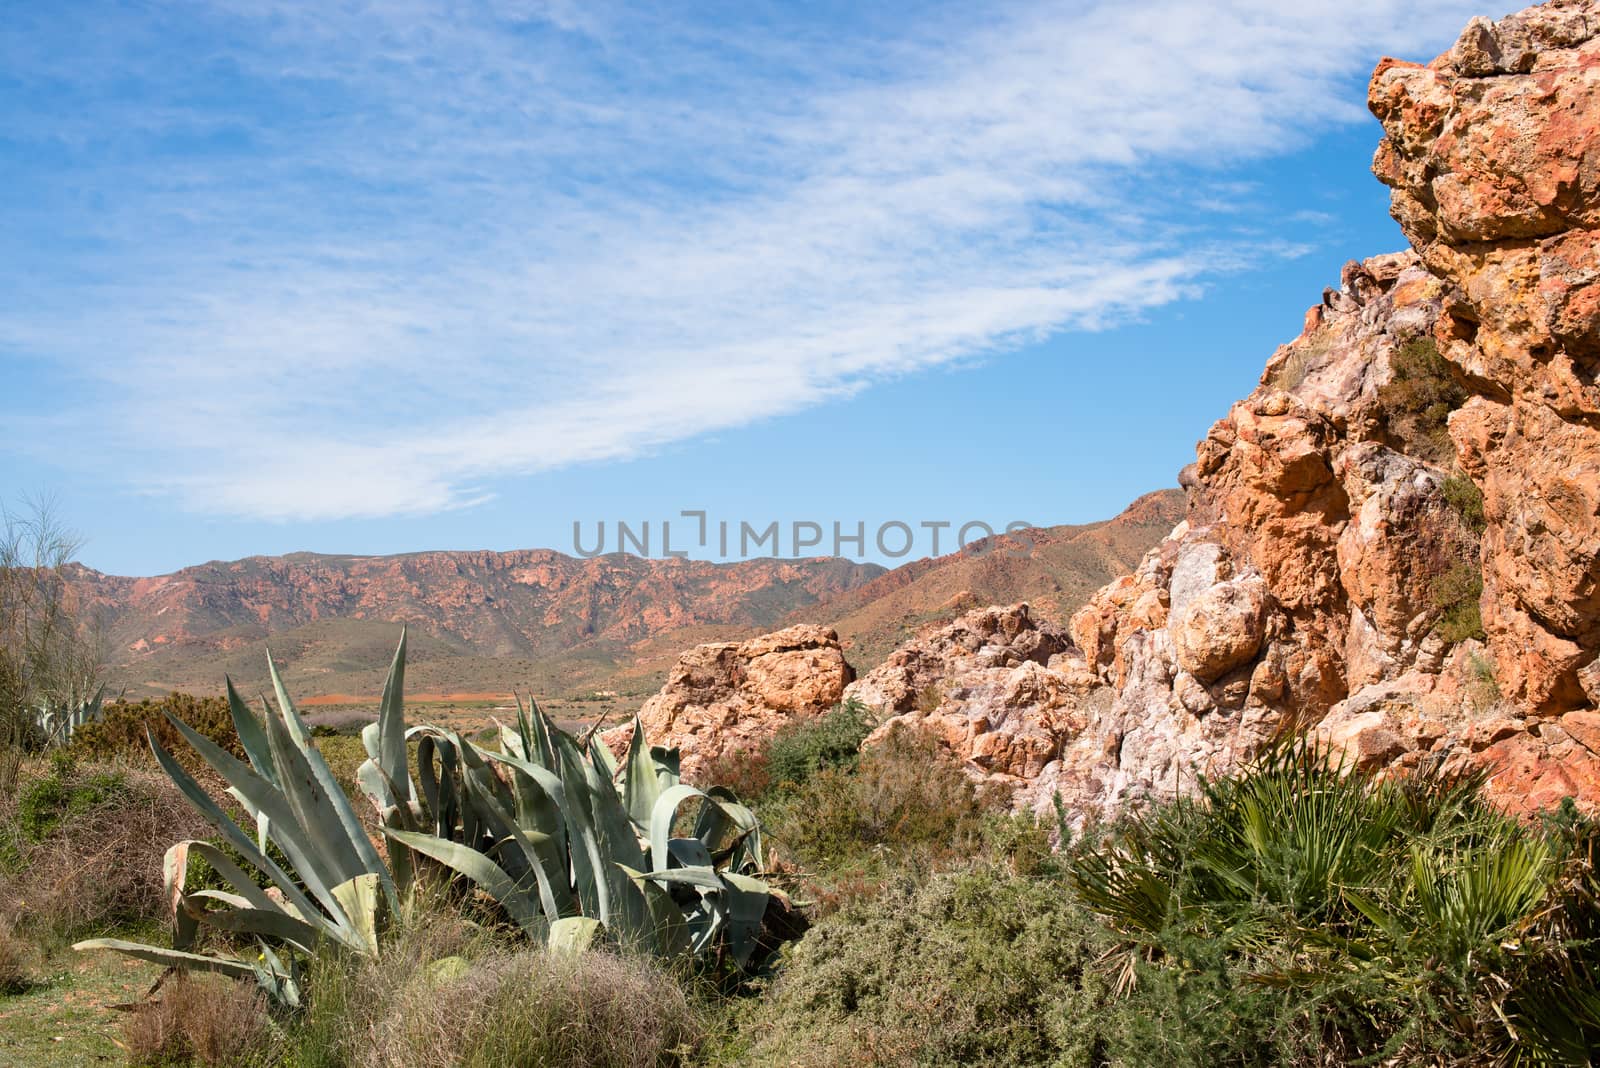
[0,934,163,1066]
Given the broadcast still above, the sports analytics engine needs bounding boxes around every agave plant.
[32,683,106,747]
[387,692,777,967]
[76,629,783,1004]
[73,644,412,1005]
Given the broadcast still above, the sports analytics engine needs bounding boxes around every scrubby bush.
[733,862,1113,1067]
[0,916,33,994]
[0,753,207,949]
[1379,336,1467,464]
[763,697,875,792]
[695,744,772,801]
[760,726,1011,909]
[11,749,128,842]
[695,696,879,808]
[71,692,242,767]
[1466,650,1501,713]
[122,971,274,1067]
[1430,560,1485,643]
[1440,470,1486,534]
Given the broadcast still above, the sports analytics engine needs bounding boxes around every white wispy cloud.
[0,0,1483,520]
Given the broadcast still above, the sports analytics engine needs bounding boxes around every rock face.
[844,605,1078,788]
[844,2,1600,821]
[1371,1,1600,714]
[615,625,855,779]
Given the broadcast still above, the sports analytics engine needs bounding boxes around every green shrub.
[764,698,875,792]
[1379,336,1467,464]
[733,862,1114,1067]
[694,698,878,808]
[1466,651,1500,712]
[13,751,127,843]
[70,692,242,768]
[760,726,1010,907]
[1069,745,1600,1064]
[1440,471,1486,534]
[1430,561,1485,643]
[0,757,207,948]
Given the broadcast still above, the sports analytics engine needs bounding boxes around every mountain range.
[69,490,1183,702]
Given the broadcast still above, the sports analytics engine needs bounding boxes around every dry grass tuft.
[121,972,273,1067]
[287,908,699,1068]
[363,947,697,1068]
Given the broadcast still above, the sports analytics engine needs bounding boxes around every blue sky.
[0,0,1491,575]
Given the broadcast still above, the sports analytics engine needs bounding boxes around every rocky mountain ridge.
[69,550,881,695]
[71,491,1179,699]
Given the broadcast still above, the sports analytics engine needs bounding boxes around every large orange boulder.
[615,624,854,779]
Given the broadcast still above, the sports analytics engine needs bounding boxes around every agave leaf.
[622,715,664,829]
[226,678,278,786]
[639,866,726,892]
[650,745,681,791]
[667,837,714,868]
[720,870,771,968]
[261,709,373,892]
[266,692,399,913]
[164,842,200,950]
[548,916,605,953]
[579,741,652,938]
[384,828,547,937]
[185,901,325,953]
[523,697,557,770]
[618,864,692,960]
[649,784,712,873]
[256,943,303,1010]
[184,889,260,911]
[331,873,385,955]
[458,765,567,920]
[686,901,724,957]
[585,745,647,872]
[163,712,368,948]
[589,733,620,779]
[146,728,336,941]
[694,788,763,870]
[72,939,266,981]
[264,649,312,750]
[551,727,611,925]
[483,749,572,869]
[374,629,413,807]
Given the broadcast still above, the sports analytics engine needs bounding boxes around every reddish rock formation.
[1371,0,1600,714]
[608,624,855,779]
[844,605,1078,788]
[843,2,1600,821]
[65,551,880,693]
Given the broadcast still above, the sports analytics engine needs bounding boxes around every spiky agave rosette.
[75,630,783,1005]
